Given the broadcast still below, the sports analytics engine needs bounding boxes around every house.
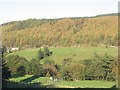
[11,47,19,51]
[50,77,59,82]
[7,47,19,52]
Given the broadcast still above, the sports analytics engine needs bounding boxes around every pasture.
[7,46,118,88]
[8,46,118,64]
[9,75,117,88]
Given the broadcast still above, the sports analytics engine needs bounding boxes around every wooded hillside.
[1,14,118,48]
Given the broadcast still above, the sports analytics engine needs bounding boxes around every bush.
[43,46,51,57]
[61,62,85,81]
[38,49,44,60]
[5,55,28,74]
[17,66,26,76]
[83,53,117,81]
[43,64,58,77]
[27,58,45,76]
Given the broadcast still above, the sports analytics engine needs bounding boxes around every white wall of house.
[11,47,19,51]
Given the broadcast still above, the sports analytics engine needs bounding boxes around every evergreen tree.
[43,46,51,57]
[38,48,44,60]
[1,46,11,88]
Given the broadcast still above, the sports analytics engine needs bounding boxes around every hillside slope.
[1,14,118,48]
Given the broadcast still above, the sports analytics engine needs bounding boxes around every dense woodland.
[1,14,118,48]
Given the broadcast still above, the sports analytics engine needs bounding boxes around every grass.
[32,77,50,84]
[8,48,39,60]
[9,75,117,88]
[7,46,118,88]
[10,75,33,82]
[8,46,118,64]
[10,75,50,84]
[53,80,116,88]
[8,47,118,88]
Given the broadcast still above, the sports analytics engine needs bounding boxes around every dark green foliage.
[5,80,43,88]
[38,49,44,60]
[43,46,52,57]
[5,46,53,77]
[17,66,26,76]
[60,53,118,81]
[27,59,45,76]
[96,13,118,17]
[1,45,7,54]
[5,55,28,74]
[38,47,52,60]
[83,53,117,81]
[107,73,116,81]
[1,46,11,88]
[2,59,11,81]
[2,19,57,31]
[2,45,118,83]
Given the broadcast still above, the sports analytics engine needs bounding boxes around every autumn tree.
[62,62,85,81]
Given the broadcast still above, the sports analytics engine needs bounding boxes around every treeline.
[5,46,53,76]
[61,53,118,81]
[3,46,118,82]
[1,15,118,48]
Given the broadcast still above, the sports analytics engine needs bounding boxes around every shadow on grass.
[109,85,119,90]
[20,75,39,83]
[43,84,56,88]
[11,74,23,78]
[4,81,56,88]
[4,81,43,88]
[5,75,57,88]
[4,81,118,89]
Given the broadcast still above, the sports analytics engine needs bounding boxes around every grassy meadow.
[9,75,117,88]
[6,46,118,88]
[8,46,118,64]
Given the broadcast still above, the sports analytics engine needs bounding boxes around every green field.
[9,75,117,88]
[10,75,49,84]
[7,46,118,88]
[8,46,118,64]
[50,80,116,88]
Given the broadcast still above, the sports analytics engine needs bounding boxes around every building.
[11,47,19,51]
[7,47,19,53]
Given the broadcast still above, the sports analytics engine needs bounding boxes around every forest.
[1,14,118,48]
